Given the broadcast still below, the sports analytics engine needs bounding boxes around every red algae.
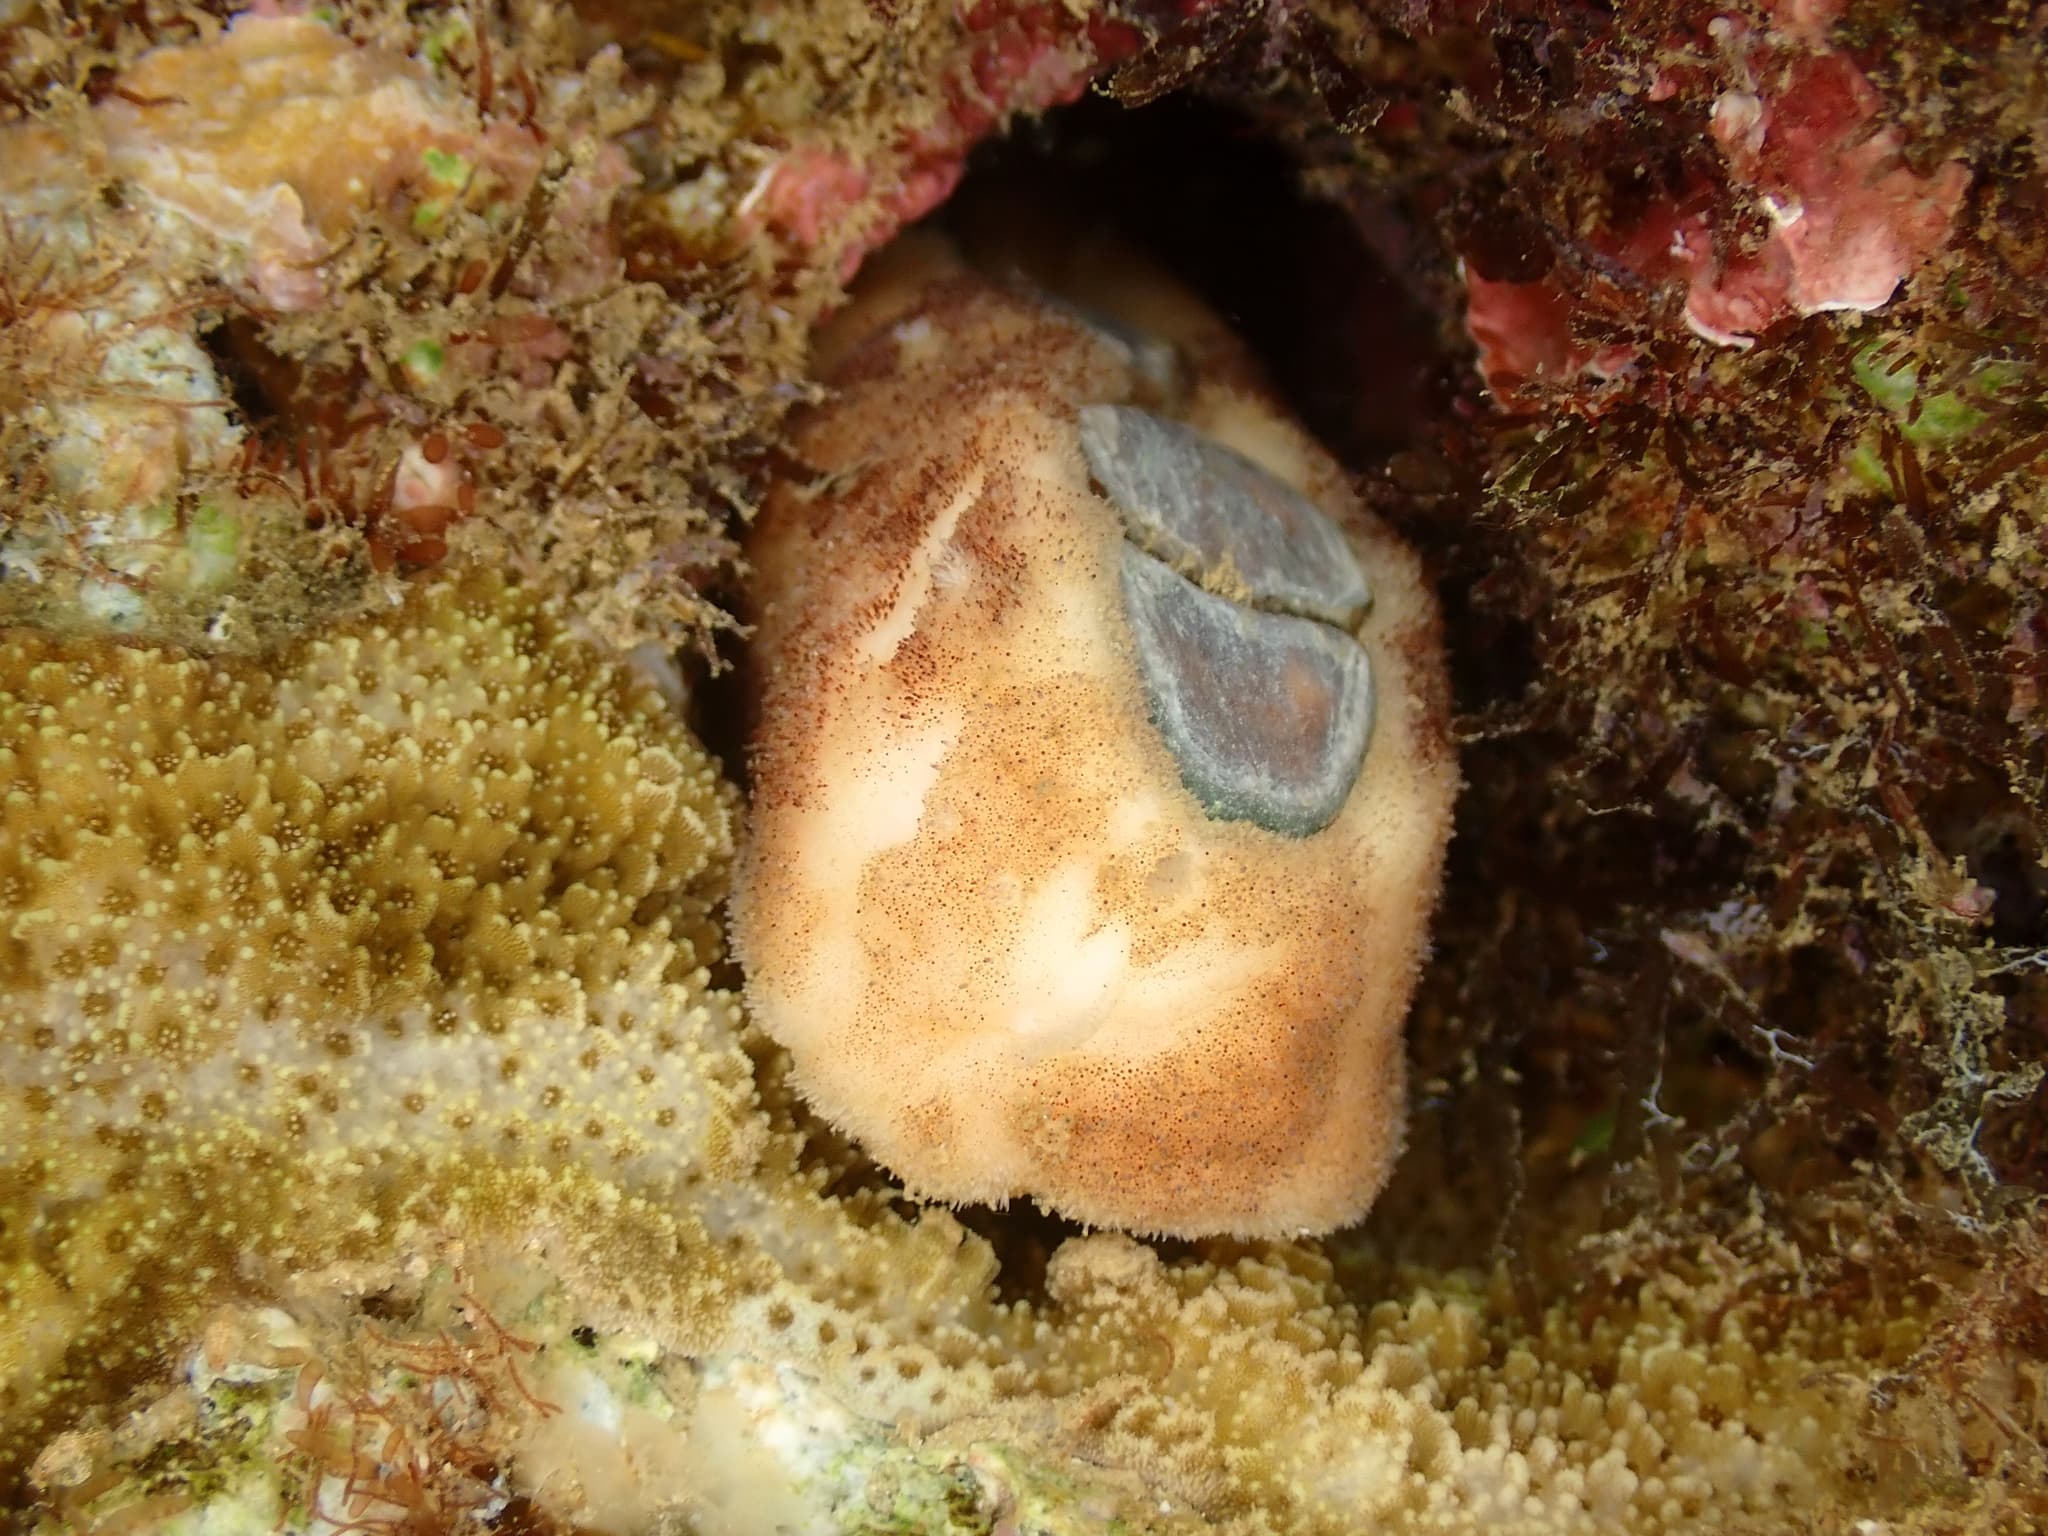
[1463,1,1970,394]
[748,0,1158,278]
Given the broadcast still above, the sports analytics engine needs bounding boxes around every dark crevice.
[952,1201,1089,1307]
[950,94,1450,469]
[199,315,298,433]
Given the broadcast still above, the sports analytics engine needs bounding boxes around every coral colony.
[3,3,2046,1536]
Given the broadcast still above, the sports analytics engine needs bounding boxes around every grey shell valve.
[1080,403,1372,629]
[1086,403,1379,837]
[1062,304,1185,401]
[1119,546,1375,838]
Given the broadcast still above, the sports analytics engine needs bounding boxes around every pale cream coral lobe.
[734,235,1458,1238]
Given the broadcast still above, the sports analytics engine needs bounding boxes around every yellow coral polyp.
[0,566,750,1483]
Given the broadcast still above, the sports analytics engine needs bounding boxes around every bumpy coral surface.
[0,565,750,1499]
[736,233,1455,1238]
[18,1196,1974,1536]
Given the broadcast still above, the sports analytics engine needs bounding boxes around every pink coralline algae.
[1466,1,1970,400]
[752,1,1183,277]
